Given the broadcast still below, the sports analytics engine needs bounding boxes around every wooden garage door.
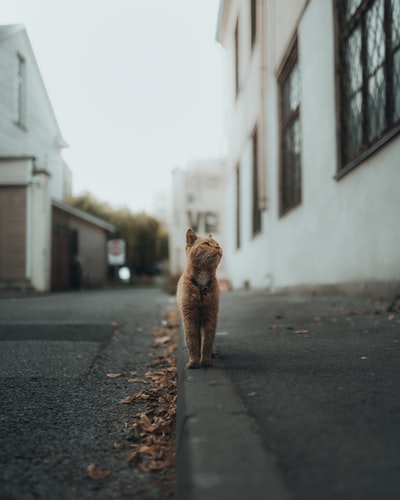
[0,186,26,280]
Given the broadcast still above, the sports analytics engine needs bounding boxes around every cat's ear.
[186,228,198,246]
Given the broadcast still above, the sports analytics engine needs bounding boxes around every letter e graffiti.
[205,212,218,233]
[187,211,201,232]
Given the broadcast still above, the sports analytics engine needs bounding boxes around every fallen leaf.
[152,336,170,347]
[313,316,321,322]
[123,305,178,481]
[294,329,310,334]
[106,372,122,378]
[124,426,141,441]
[388,313,395,321]
[87,464,111,480]
[347,309,357,316]
[120,390,149,404]
[268,324,279,330]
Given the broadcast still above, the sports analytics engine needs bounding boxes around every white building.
[0,25,71,291]
[169,159,226,279]
[216,0,400,294]
[0,25,114,291]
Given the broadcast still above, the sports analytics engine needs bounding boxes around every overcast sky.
[2,0,226,214]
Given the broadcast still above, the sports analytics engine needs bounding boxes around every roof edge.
[0,24,25,44]
[52,199,116,233]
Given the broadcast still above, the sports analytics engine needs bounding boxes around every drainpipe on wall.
[258,0,268,211]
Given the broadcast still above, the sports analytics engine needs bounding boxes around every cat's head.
[185,228,222,270]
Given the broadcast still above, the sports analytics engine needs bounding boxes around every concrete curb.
[175,327,292,500]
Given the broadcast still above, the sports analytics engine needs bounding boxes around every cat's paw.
[186,360,200,369]
[200,359,213,368]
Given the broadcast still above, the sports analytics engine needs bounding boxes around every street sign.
[107,239,126,265]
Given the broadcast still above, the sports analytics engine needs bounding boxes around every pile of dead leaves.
[122,307,179,474]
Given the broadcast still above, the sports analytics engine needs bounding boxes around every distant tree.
[66,192,169,276]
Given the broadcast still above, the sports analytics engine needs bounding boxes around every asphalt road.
[0,287,173,500]
[214,291,400,500]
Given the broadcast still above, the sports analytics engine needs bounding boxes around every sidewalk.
[175,289,400,500]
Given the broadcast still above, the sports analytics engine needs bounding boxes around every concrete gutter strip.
[176,330,291,500]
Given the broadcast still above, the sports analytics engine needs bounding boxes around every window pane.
[282,63,300,121]
[368,67,387,140]
[394,50,400,122]
[292,119,301,205]
[337,0,400,171]
[366,0,385,74]
[345,92,363,160]
[392,0,400,47]
[282,120,301,209]
[282,129,292,208]
[345,28,362,96]
[392,1,400,123]
[290,65,300,111]
[345,0,362,20]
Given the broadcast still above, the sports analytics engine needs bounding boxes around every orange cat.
[176,228,223,369]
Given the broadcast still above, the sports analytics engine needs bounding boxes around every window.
[278,41,301,216]
[252,127,262,235]
[335,0,400,175]
[234,19,240,97]
[236,164,241,249]
[15,53,27,128]
[250,0,257,49]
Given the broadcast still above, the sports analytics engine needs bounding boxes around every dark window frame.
[278,39,302,217]
[252,126,262,236]
[250,0,257,49]
[235,163,241,249]
[334,0,400,178]
[15,52,27,129]
[234,18,240,98]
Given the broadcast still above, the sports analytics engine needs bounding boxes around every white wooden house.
[216,0,400,294]
[0,25,114,291]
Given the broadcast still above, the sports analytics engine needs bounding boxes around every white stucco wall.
[218,0,271,289]
[266,0,400,288]
[169,160,226,279]
[224,138,269,289]
[219,0,400,291]
[28,170,51,291]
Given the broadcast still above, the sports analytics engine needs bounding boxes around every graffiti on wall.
[187,211,219,234]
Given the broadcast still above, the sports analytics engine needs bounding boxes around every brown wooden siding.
[0,186,26,280]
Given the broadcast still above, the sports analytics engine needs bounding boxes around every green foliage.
[66,192,169,275]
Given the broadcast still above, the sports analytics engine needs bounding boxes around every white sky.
[1,0,226,214]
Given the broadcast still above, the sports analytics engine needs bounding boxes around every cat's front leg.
[200,318,217,367]
[183,316,201,369]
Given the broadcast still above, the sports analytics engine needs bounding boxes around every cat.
[176,228,223,369]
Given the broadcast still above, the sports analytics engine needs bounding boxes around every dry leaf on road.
[87,464,111,480]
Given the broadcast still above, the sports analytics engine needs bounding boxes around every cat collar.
[191,278,211,296]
